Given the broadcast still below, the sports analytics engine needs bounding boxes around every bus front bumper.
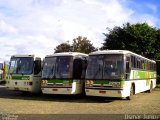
[85,88,126,98]
[41,87,81,95]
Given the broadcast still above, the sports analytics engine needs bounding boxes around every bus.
[85,50,156,100]
[41,52,88,95]
[0,61,5,82]
[5,55,42,93]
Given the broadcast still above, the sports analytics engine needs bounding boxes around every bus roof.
[45,52,88,57]
[11,54,35,58]
[89,50,155,63]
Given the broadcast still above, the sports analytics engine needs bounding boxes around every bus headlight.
[86,80,93,86]
[42,80,48,86]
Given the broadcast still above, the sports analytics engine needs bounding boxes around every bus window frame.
[125,55,131,79]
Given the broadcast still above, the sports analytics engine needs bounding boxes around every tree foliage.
[54,36,97,54]
[54,42,71,53]
[101,22,160,59]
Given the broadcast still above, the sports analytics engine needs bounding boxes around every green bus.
[85,50,156,100]
[6,55,42,93]
[41,52,88,95]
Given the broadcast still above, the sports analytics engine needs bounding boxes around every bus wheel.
[21,91,29,95]
[148,82,153,93]
[127,84,134,100]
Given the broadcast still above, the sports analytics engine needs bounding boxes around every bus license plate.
[52,89,58,91]
[99,90,106,94]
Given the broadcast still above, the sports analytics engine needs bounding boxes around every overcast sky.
[0,0,160,61]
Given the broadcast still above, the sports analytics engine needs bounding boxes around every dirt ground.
[0,84,160,120]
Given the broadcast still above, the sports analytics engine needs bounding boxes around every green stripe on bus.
[131,70,156,79]
[92,80,109,84]
[47,79,73,83]
[120,80,125,85]
[86,80,125,84]
[11,75,30,80]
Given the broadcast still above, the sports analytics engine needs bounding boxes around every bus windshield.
[8,57,34,75]
[86,54,124,80]
[42,56,73,79]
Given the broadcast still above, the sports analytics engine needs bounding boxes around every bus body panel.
[41,79,84,94]
[6,75,41,93]
[85,79,156,97]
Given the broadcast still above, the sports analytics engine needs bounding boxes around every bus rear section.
[41,52,87,95]
[5,55,42,93]
[85,50,156,99]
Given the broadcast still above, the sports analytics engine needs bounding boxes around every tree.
[101,22,159,59]
[72,36,97,54]
[54,42,71,53]
[155,29,160,59]
[54,36,97,54]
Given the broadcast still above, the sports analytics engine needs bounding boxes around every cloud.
[0,20,18,35]
[0,0,159,61]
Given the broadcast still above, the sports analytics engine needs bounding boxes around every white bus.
[6,55,42,93]
[41,52,88,95]
[85,50,156,100]
[0,61,5,82]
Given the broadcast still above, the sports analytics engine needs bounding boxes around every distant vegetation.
[54,36,97,54]
[54,22,160,60]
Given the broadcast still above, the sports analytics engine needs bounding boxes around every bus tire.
[127,84,134,100]
[21,91,29,95]
[148,82,153,93]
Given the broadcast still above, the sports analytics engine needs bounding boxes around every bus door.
[73,58,83,79]
[72,58,84,93]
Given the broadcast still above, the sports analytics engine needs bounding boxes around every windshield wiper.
[48,65,55,79]
[56,64,63,78]
[93,64,101,79]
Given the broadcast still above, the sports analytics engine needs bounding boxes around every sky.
[0,0,160,61]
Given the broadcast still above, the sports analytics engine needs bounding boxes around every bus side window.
[34,59,41,75]
[126,56,131,72]
[73,59,83,79]
[131,56,134,68]
[126,56,131,79]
